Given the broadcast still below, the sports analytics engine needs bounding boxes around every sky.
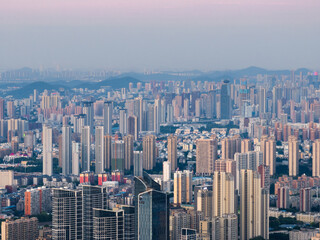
[1,0,320,72]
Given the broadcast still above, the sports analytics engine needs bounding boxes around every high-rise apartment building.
[25,187,51,216]
[196,138,217,174]
[240,169,269,240]
[1,217,38,240]
[259,87,266,117]
[7,101,15,118]
[143,135,156,170]
[42,124,52,176]
[81,126,91,172]
[154,98,161,134]
[173,170,192,205]
[103,101,113,135]
[95,126,104,174]
[124,135,134,170]
[72,141,80,175]
[167,135,178,171]
[234,151,263,191]
[260,136,276,175]
[277,186,290,209]
[241,139,252,153]
[300,188,311,212]
[111,140,125,171]
[212,171,235,217]
[221,136,241,160]
[128,115,139,140]
[0,98,4,120]
[62,125,72,175]
[104,135,112,170]
[83,101,94,131]
[313,139,320,177]
[288,135,299,176]
[134,151,143,177]
[119,108,128,136]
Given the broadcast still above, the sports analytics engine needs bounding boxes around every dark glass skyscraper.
[220,80,231,119]
[134,172,169,240]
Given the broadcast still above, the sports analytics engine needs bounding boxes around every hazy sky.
[1,0,320,71]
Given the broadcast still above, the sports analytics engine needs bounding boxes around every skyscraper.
[7,101,15,118]
[92,208,124,240]
[221,136,241,160]
[259,87,266,117]
[119,108,128,136]
[82,185,108,240]
[313,139,320,177]
[167,135,178,171]
[134,172,169,240]
[288,135,299,176]
[52,189,83,239]
[134,151,143,177]
[104,135,112,170]
[62,125,72,175]
[72,141,80,175]
[0,98,4,120]
[154,98,161,134]
[241,139,252,153]
[196,138,217,174]
[124,135,134,170]
[111,140,125,171]
[83,101,94,131]
[220,80,231,119]
[103,101,113,135]
[42,125,52,176]
[128,115,139,140]
[260,136,276,175]
[81,126,91,172]
[143,135,156,170]
[163,161,171,182]
[95,126,104,174]
[212,171,235,217]
[240,170,269,240]
[173,170,192,205]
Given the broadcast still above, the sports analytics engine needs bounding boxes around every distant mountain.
[5,81,68,98]
[75,76,142,90]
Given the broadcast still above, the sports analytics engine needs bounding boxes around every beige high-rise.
[313,139,320,177]
[214,159,237,188]
[168,135,178,171]
[260,135,276,175]
[1,217,38,240]
[241,139,252,153]
[266,137,276,176]
[143,135,156,170]
[240,169,269,240]
[288,135,299,176]
[212,171,235,217]
[173,170,192,205]
[196,138,217,174]
[221,136,241,160]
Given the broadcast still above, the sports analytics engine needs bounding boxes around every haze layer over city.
[1,1,320,240]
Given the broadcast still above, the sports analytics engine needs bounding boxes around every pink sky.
[1,0,320,70]
[1,0,319,26]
